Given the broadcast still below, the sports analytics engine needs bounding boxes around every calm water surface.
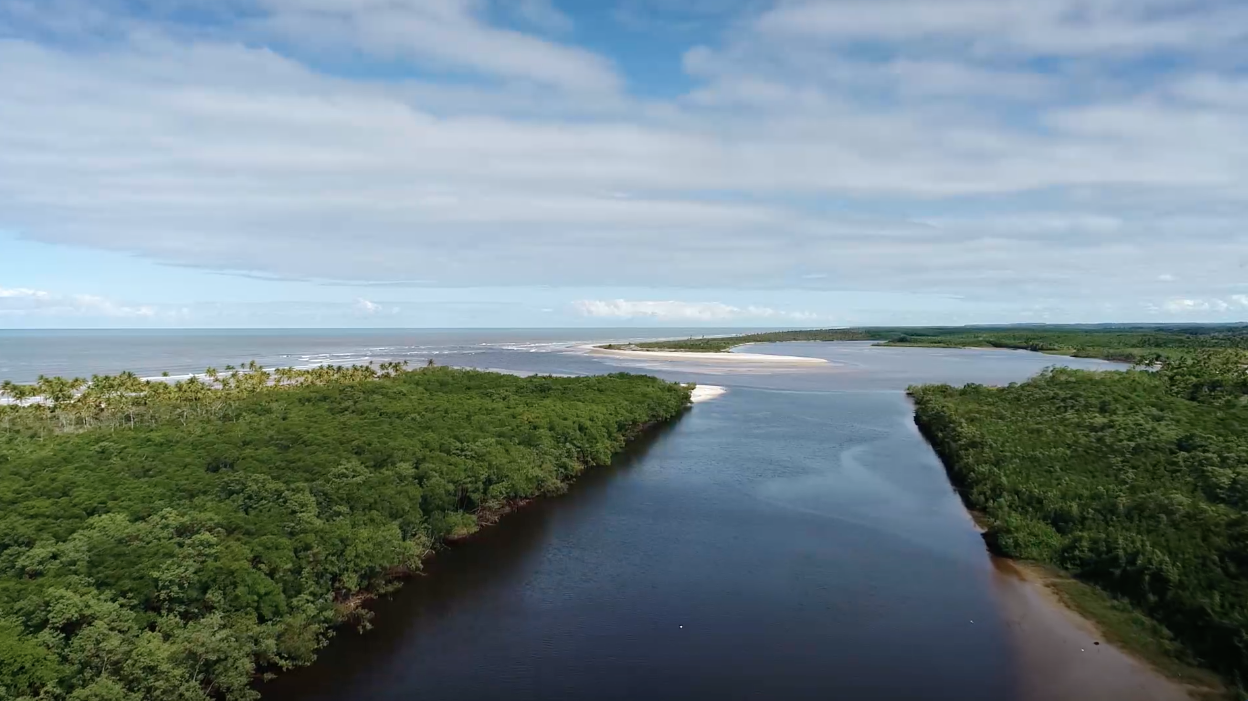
[1,332,1124,700]
[255,339,1116,701]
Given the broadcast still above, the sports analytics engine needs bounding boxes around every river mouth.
[258,342,1143,701]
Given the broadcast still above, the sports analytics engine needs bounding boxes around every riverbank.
[909,371,1242,698]
[992,559,1226,701]
[962,511,1214,699]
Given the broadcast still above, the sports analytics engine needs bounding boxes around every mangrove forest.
[628,323,1248,363]
[911,350,1248,690]
[0,364,689,700]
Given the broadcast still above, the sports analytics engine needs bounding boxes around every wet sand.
[990,558,1197,701]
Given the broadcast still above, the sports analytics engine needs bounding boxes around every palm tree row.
[0,359,420,435]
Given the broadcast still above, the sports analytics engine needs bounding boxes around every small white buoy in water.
[1081,648,1085,652]
[969,620,973,624]
[679,625,683,629]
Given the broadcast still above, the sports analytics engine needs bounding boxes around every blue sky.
[2,0,1247,328]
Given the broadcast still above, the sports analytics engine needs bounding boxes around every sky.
[1,0,1247,328]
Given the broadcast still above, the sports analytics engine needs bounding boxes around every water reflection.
[260,420,683,700]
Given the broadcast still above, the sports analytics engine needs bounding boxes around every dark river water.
[242,340,1121,701]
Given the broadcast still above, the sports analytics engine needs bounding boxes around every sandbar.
[586,346,827,365]
[689,385,727,403]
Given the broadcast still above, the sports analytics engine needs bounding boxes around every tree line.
[910,350,1248,690]
[608,329,874,353]
[0,364,690,700]
[624,323,1248,363]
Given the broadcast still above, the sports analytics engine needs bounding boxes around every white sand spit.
[689,385,727,403]
[588,346,827,365]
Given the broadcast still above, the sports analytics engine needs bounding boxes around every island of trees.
[602,329,874,353]
[621,323,1248,363]
[0,364,690,700]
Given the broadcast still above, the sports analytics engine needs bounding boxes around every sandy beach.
[586,345,828,365]
[689,385,727,403]
[991,558,1204,701]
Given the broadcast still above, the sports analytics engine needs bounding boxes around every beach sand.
[689,385,727,403]
[587,346,828,365]
[991,558,1201,701]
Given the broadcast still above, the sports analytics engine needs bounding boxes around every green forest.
[0,364,689,700]
[606,329,874,352]
[880,324,1248,363]
[910,351,1248,689]
[625,323,1248,363]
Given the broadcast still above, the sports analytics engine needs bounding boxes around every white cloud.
[1168,74,1248,109]
[0,0,619,93]
[509,0,575,33]
[1163,297,1232,313]
[754,0,1248,56]
[0,287,52,301]
[1158,273,1177,282]
[0,285,156,317]
[5,34,1247,303]
[573,299,818,322]
[352,297,403,316]
[260,0,619,93]
[0,0,1247,313]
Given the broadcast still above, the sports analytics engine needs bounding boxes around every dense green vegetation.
[910,351,1248,689]
[881,324,1248,363]
[607,329,873,353]
[623,324,1248,363]
[0,364,689,700]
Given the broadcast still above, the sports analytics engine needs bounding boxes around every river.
[243,340,1175,701]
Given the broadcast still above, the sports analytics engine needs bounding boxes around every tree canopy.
[910,351,1248,689]
[0,364,689,700]
[624,323,1248,363]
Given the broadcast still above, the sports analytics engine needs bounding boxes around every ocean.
[0,328,751,384]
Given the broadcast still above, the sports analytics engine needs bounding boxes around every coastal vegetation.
[0,364,689,700]
[910,351,1248,691]
[626,324,1248,364]
[605,329,873,353]
[880,324,1248,364]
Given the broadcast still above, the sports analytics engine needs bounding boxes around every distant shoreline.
[585,345,828,365]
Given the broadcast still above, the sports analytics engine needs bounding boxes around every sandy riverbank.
[990,558,1209,701]
[585,345,828,365]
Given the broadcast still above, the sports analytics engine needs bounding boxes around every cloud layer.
[0,286,158,318]
[1161,296,1248,313]
[1,0,1245,319]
